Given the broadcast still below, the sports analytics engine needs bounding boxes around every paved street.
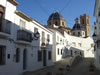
[22,57,99,75]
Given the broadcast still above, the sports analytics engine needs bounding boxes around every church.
[45,11,94,62]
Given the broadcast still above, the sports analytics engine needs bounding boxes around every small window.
[62,22,64,25]
[61,49,63,55]
[82,19,84,24]
[49,22,51,25]
[78,32,80,36]
[78,43,82,47]
[58,48,59,55]
[20,19,26,29]
[72,42,76,46]
[38,51,42,61]
[47,34,50,43]
[55,21,58,25]
[48,51,51,60]
[91,44,94,47]
[57,36,59,42]
[42,31,45,43]
[73,32,75,35]
[94,27,96,30]
[68,31,70,34]
[98,11,100,16]
[16,48,20,63]
[34,27,38,33]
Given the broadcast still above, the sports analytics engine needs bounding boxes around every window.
[58,48,59,55]
[55,21,58,25]
[91,44,94,47]
[82,19,84,24]
[34,27,38,33]
[42,31,45,43]
[78,43,82,47]
[16,48,20,63]
[62,22,64,25]
[98,11,100,16]
[72,42,76,46]
[68,31,70,34]
[20,19,26,29]
[38,51,42,61]
[94,27,96,30]
[87,19,89,24]
[47,34,50,43]
[49,22,51,25]
[57,36,59,42]
[61,49,63,55]
[73,32,75,35]
[83,32,84,35]
[48,51,51,60]
[78,32,80,36]
[0,46,6,65]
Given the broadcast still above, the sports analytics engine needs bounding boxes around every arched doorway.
[23,49,27,70]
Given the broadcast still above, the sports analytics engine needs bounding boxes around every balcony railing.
[17,30,32,42]
[0,19,11,34]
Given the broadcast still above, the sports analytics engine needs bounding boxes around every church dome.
[48,11,64,20]
[72,18,84,30]
[72,24,84,30]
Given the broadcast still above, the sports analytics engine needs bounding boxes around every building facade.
[0,0,53,75]
[93,0,100,70]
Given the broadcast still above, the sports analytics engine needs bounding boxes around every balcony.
[16,30,33,45]
[0,19,11,38]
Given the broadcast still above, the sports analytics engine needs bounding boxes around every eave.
[7,0,19,6]
[15,10,32,22]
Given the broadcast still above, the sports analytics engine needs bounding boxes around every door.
[43,50,46,66]
[23,49,27,70]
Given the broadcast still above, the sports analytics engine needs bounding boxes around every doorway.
[23,49,27,70]
[43,50,47,66]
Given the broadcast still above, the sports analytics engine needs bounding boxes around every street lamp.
[33,31,40,40]
[92,32,97,43]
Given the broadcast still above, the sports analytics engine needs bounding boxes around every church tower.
[80,14,90,37]
[47,11,66,28]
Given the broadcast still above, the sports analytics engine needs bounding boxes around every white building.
[0,0,94,75]
[0,0,53,75]
[93,0,100,70]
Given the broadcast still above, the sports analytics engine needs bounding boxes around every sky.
[16,0,96,35]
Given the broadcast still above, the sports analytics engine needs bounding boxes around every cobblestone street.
[22,57,99,75]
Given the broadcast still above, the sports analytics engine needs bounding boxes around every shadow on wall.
[61,47,84,58]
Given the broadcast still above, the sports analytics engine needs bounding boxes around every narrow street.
[22,57,98,75]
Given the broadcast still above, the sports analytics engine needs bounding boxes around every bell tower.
[80,14,90,37]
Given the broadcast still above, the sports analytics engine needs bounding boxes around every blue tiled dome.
[72,18,84,30]
[48,11,64,20]
[72,23,84,30]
